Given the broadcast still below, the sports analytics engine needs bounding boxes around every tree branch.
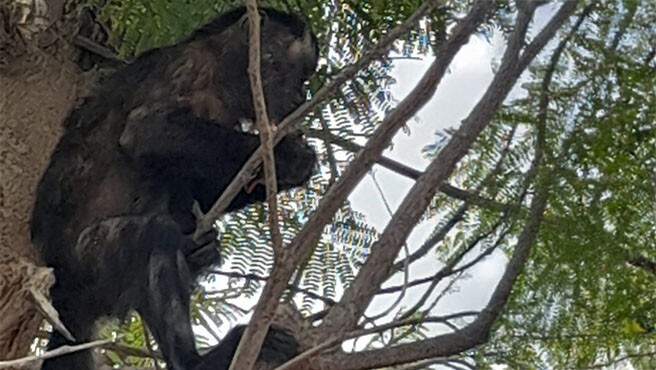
[243,0,283,256]
[388,117,522,275]
[315,0,552,339]
[275,311,479,370]
[307,128,510,211]
[194,0,439,235]
[315,5,588,367]
[314,141,553,370]
[226,1,489,368]
[210,270,336,306]
[0,338,115,368]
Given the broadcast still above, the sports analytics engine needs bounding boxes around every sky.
[349,31,508,327]
[341,5,565,367]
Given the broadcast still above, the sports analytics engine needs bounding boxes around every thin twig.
[245,0,283,252]
[395,220,509,323]
[363,171,410,322]
[104,342,162,361]
[29,287,75,342]
[274,311,479,370]
[0,338,115,368]
[210,270,336,305]
[318,116,340,184]
[306,128,509,211]
[388,118,521,275]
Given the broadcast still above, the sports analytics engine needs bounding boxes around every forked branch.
[308,3,582,368]
[228,1,493,369]
[316,0,578,339]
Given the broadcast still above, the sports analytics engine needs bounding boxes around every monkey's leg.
[42,216,202,370]
[41,217,149,370]
[130,215,203,370]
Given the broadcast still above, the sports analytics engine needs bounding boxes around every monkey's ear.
[287,28,317,69]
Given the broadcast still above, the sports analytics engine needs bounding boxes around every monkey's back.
[28,93,171,271]
[29,45,186,266]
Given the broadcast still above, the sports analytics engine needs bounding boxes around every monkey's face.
[216,7,319,125]
[258,12,318,121]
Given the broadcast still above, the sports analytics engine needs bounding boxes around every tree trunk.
[0,0,81,362]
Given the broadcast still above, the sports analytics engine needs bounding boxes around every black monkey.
[31,6,317,370]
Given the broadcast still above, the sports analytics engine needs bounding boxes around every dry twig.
[0,338,114,369]
[227,3,284,368]
[244,0,283,253]
[28,287,74,342]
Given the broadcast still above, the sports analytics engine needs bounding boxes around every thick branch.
[313,4,582,367]
[315,144,552,370]
[472,2,591,324]
[316,0,547,337]
[227,1,491,368]
[516,1,581,72]
[314,181,547,370]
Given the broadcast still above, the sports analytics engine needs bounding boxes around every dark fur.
[31,6,317,370]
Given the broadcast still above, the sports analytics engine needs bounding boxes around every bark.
[0,0,82,362]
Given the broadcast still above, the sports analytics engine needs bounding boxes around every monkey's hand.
[185,201,223,273]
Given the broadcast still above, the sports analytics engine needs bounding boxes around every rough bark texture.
[1,0,81,361]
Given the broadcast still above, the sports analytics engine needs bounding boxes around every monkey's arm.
[120,108,259,179]
[120,108,316,210]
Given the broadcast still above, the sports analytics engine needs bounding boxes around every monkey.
[30,6,318,370]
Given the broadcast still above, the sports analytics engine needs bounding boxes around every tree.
[0,0,81,362]
[1,0,654,369]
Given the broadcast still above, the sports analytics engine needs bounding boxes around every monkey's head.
[187,7,319,127]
